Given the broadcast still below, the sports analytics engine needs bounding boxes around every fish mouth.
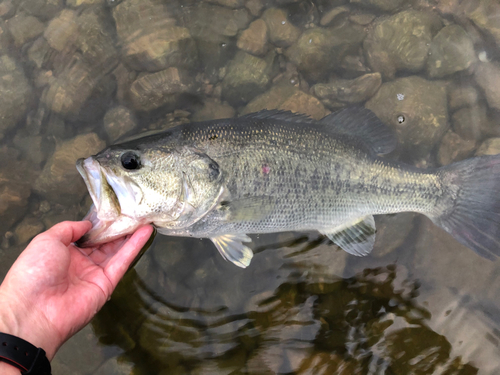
[76,157,142,247]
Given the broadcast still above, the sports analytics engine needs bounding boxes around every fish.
[76,107,500,268]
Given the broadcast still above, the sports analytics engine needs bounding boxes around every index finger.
[41,221,93,246]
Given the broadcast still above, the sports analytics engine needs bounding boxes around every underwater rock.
[27,37,53,70]
[185,2,251,38]
[0,55,32,135]
[42,8,118,120]
[447,82,479,111]
[311,72,382,109]
[476,137,500,156]
[103,105,137,142]
[350,0,405,12]
[191,99,235,122]
[349,13,376,26]
[242,83,327,120]
[365,76,448,161]
[437,129,476,166]
[113,0,197,72]
[43,9,78,52]
[34,133,105,204]
[474,61,500,111]
[451,104,487,141]
[287,23,365,82]
[237,19,269,56]
[6,14,44,47]
[245,0,266,16]
[338,53,371,77]
[66,0,105,7]
[0,20,10,54]
[93,356,134,375]
[320,6,350,26]
[203,0,245,8]
[13,133,51,167]
[0,0,15,18]
[42,56,114,119]
[242,83,300,114]
[373,213,417,257]
[0,147,36,233]
[14,216,45,246]
[129,67,197,112]
[364,10,442,79]
[286,27,337,82]
[20,0,64,21]
[221,51,276,106]
[71,7,117,69]
[181,2,250,81]
[427,24,476,78]
[0,178,31,233]
[464,0,500,48]
[111,63,136,105]
[262,7,301,47]
[278,90,328,120]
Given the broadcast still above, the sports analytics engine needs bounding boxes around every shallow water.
[1,0,499,374]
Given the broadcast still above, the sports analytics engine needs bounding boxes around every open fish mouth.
[76,157,141,247]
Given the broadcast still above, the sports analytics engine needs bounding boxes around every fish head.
[76,144,225,245]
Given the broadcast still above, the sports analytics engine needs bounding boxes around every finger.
[104,225,154,287]
[43,221,93,246]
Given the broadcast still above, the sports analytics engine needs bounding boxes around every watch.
[0,333,51,375]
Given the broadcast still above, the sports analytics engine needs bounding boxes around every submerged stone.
[237,19,269,56]
[0,55,32,135]
[34,133,105,204]
[312,72,382,108]
[365,76,448,161]
[262,7,301,47]
[427,25,476,78]
[221,51,276,106]
[129,67,197,112]
[437,130,476,166]
[474,61,500,111]
[364,10,442,79]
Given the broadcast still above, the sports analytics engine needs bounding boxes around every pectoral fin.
[322,215,376,256]
[210,234,254,268]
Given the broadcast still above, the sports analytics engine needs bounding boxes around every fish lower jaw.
[77,214,147,247]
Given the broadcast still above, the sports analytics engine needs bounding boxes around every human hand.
[0,221,154,361]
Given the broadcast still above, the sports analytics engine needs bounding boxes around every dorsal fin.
[318,106,397,155]
[239,109,315,124]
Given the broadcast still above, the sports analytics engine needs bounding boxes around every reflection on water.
[0,0,499,373]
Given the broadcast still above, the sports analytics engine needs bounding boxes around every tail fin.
[432,155,500,260]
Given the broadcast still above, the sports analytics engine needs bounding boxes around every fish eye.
[121,151,141,170]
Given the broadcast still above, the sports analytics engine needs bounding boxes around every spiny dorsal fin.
[318,106,397,155]
[239,109,315,124]
[322,215,376,256]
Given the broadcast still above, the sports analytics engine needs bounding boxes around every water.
[1,0,499,374]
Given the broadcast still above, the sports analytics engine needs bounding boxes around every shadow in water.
[93,257,478,374]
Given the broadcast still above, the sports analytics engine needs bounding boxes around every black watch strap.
[0,333,51,375]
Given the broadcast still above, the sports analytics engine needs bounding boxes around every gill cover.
[154,148,225,229]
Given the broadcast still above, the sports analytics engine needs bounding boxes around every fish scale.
[76,107,500,268]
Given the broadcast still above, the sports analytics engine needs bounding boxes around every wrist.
[0,291,59,361]
[0,361,21,374]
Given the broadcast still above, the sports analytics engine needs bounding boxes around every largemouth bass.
[76,107,500,268]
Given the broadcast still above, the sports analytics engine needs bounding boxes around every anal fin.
[210,234,253,268]
[322,215,376,256]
